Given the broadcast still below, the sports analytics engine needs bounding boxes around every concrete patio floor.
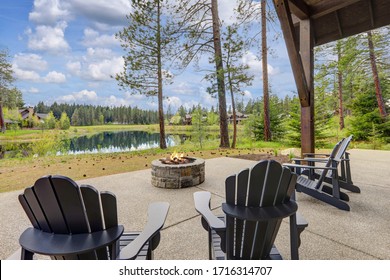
[1,149,389,260]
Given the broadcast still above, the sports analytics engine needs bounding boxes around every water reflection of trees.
[67,131,183,154]
[2,132,191,158]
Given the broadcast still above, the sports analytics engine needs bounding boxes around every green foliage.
[58,112,71,130]
[206,111,219,125]
[191,105,207,149]
[1,49,24,109]
[45,112,57,129]
[285,97,301,147]
[3,107,22,124]
[243,95,286,142]
[22,114,39,129]
[29,134,59,156]
[169,114,182,125]
[314,27,390,143]
[349,89,390,142]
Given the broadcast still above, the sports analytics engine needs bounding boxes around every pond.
[64,131,186,154]
[1,131,189,158]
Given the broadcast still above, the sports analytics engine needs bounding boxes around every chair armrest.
[19,226,124,257]
[117,202,169,260]
[194,191,225,231]
[296,212,308,229]
[284,163,336,170]
[222,201,297,222]
[303,153,330,157]
[292,157,329,163]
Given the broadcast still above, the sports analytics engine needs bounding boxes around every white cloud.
[60,89,98,103]
[65,48,124,81]
[27,22,70,53]
[12,65,41,81]
[43,71,66,83]
[199,90,217,107]
[242,90,253,99]
[66,61,81,76]
[29,0,70,25]
[13,53,48,71]
[218,0,241,25]
[85,48,121,79]
[102,95,134,107]
[166,96,182,109]
[85,47,115,60]
[75,89,97,100]
[68,0,132,27]
[87,56,124,81]
[26,87,40,93]
[170,82,194,95]
[82,28,119,47]
[242,51,277,77]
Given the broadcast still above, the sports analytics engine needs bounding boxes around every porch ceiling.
[288,0,390,46]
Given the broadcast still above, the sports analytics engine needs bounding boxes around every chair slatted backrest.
[18,175,118,260]
[224,160,297,259]
[315,138,345,185]
[334,135,353,161]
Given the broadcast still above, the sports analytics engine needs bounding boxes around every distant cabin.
[183,114,192,125]
[18,107,48,123]
[228,112,249,124]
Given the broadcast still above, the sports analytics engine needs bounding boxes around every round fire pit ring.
[151,157,205,189]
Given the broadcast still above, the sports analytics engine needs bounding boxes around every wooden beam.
[367,0,375,28]
[299,19,315,156]
[335,11,343,38]
[310,0,361,19]
[288,0,310,19]
[273,0,310,107]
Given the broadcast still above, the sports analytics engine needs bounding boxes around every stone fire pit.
[151,157,205,189]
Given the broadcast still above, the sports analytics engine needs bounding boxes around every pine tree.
[116,0,178,149]
[175,0,230,147]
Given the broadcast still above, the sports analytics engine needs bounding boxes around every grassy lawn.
[0,145,287,193]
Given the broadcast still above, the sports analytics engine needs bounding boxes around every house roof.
[35,113,48,119]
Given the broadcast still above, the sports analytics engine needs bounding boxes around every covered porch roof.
[273,0,390,154]
[289,0,390,46]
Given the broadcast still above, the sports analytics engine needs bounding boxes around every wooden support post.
[273,0,315,155]
[273,0,310,107]
[299,19,315,156]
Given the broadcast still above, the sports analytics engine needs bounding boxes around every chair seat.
[297,176,318,190]
[297,174,350,202]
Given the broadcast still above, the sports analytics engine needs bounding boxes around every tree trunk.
[0,102,5,133]
[261,0,271,141]
[227,73,237,149]
[367,31,387,118]
[337,45,344,130]
[211,0,229,148]
[157,1,167,149]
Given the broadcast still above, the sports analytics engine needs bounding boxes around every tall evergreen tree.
[175,0,229,148]
[1,49,24,132]
[205,24,254,148]
[366,30,388,118]
[116,0,177,149]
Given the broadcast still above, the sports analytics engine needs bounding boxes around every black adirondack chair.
[284,135,355,211]
[299,136,360,193]
[194,160,308,260]
[16,175,169,260]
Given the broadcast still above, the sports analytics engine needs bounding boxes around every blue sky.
[0,0,296,112]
